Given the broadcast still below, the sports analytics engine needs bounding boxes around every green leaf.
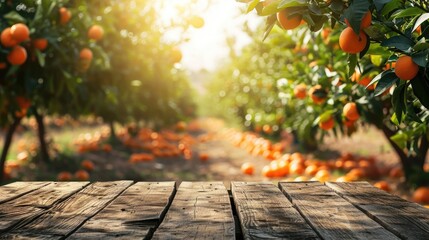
[413,13,429,32]
[412,50,429,67]
[348,54,357,77]
[343,0,370,34]
[374,0,391,12]
[263,14,277,41]
[3,11,27,24]
[411,74,429,109]
[246,0,260,13]
[391,83,406,124]
[391,132,408,149]
[35,50,45,67]
[381,35,414,51]
[278,0,307,9]
[392,7,424,19]
[374,71,397,96]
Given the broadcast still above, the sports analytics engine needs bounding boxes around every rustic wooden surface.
[151,182,235,240]
[232,182,319,239]
[70,182,175,239]
[327,181,429,239]
[0,182,88,233]
[280,182,400,240]
[2,181,132,239]
[0,181,427,240]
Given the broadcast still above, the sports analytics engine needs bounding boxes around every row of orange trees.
[0,0,197,180]
[211,0,429,185]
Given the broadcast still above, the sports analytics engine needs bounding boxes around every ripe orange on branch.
[277,9,302,30]
[395,55,419,80]
[309,85,327,104]
[413,187,429,204]
[241,162,254,175]
[33,38,48,51]
[88,25,104,41]
[294,83,307,99]
[319,116,335,131]
[7,45,27,65]
[80,48,93,60]
[59,7,72,25]
[343,102,360,121]
[1,28,17,47]
[339,27,367,54]
[10,23,30,43]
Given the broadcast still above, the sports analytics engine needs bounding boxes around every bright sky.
[161,0,261,72]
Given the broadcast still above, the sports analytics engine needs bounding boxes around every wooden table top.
[0,181,428,239]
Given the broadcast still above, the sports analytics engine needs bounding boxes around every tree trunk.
[381,124,427,183]
[34,111,50,163]
[108,120,119,143]
[0,117,22,181]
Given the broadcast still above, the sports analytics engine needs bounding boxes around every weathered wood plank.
[0,182,88,233]
[326,181,429,239]
[232,182,319,240]
[279,182,399,240]
[2,181,132,239]
[152,182,235,240]
[0,182,50,204]
[69,182,175,239]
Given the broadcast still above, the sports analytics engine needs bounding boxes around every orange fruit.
[102,144,112,152]
[309,85,327,104]
[59,7,72,25]
[339,27,367,54]
[262,124,273,134]
[199,153,209,161]
[294,83,307,99]
[241,162,254,175]
[16,96,31,109]
[343,102,360,121]
[360,11,372,29]
[57,171,72,181]
[358,76,375,90]
[80,48,93,60]
[190,16,204,28]
[321,28,331,40]
[88,25,104,41]
[374,181,390,192]
[413,187,429,204]
[289,162,305,175]
[74,170,90,181]
[171,47,182,63]
[389,167,403,178]
[315,169,330,181]
[384,61,396,70]
[277,9,302,30]
[319,116,335,131]
[304,165,318,176]
[10,23,30,43]
[262,165,275,178]
[7,45,27,65]
[33,38,48,51]
[1,28,18,47]
[81,160,95,171]
[395,55,419,80]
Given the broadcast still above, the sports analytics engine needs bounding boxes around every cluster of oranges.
[74,130,112,154]
[0,6,104,72]
[57,159,94,181]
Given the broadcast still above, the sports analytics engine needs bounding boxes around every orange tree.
[232,0,429,185]
[0,0,109,180]
[75,0,196,136]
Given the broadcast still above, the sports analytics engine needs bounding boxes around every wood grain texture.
[327,181,429,239]
[232,182,319,240]
[0,182,88,234]
[280,182,400,240]
[2,181,132,239]
[69,182,175,239]
[152,182,235,240]
[0,182,50,204]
